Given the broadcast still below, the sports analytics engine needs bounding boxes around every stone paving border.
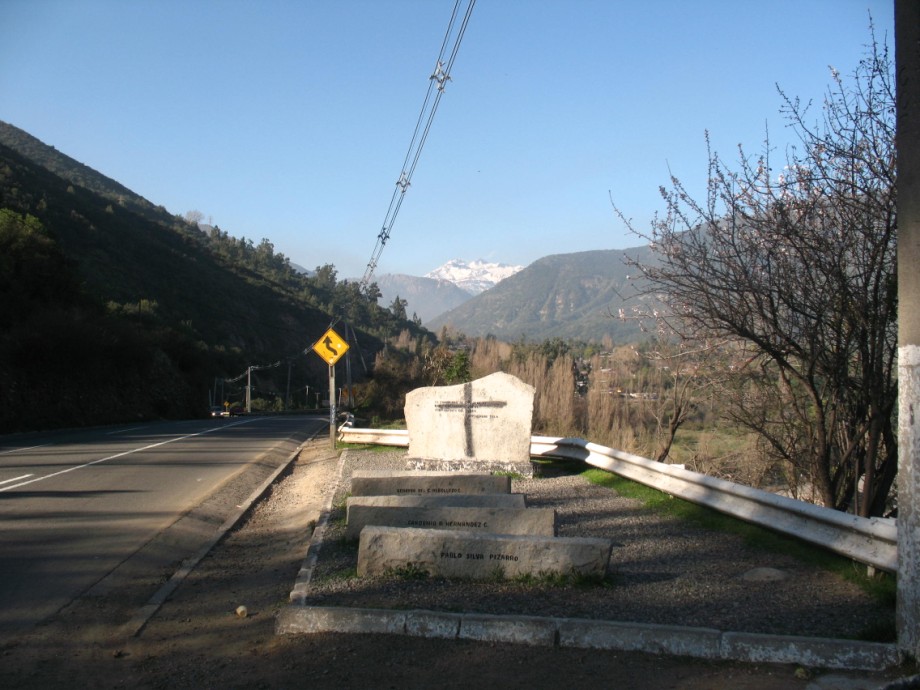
[276,604,898,670]
[277,450,900,672]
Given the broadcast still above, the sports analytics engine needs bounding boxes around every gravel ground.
[304,449,894,641]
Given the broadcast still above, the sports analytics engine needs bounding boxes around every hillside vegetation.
[0,121,430,433]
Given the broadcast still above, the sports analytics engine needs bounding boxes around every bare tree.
[642,337,729,463]
[618,27,897,515]
[184,209,204,226]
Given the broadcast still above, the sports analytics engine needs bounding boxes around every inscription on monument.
[345,498,554,540]
[350,470,511,497]
[396,487,461,494]
[440,550,519,562]
[434,382,507,457]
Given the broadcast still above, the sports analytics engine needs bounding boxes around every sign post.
[312,328,350,449]
[328,364,336,448]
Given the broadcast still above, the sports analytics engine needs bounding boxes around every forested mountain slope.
[0,121,428,432]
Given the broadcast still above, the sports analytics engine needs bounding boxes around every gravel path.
[303,450,893,641]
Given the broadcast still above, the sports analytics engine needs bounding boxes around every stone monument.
[404,371,535,477]
[350,371,613,583]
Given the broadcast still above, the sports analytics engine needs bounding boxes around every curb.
[276,604,899,671]
[122,432,317,637]
[288,448,351,604]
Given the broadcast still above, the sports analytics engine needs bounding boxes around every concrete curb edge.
[288,448,351,604]
[275,604,899,671]
[122,430,316,637]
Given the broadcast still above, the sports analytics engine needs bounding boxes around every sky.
[0,0,895,280]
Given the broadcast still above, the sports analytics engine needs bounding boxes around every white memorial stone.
[347,494,527,510]
[350,470,511,497]
[357,526,612,581]
[404,372,535,476]
[345,504,555,540]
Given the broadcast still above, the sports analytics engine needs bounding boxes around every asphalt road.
[0,415,323,641]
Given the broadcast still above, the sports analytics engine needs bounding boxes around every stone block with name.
[350,469,511,497]
[345,502,555,540]
[404,372,535,476]
[347,494,527,511]
[357,526,612,581]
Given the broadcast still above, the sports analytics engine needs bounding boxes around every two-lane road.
[0,415,324,640]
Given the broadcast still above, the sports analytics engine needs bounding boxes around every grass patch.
[329,504,350,528]
[512,569,610,588]
[384,562,430,580]
[581,467,896,607]
[666,425,750,464]
[531,457,584,478]
[333,492,351,511]
[338,442,407,453]
[367,418,407,430]
[312,567,358,584]
[485,566,506,582]
[329,491,351,527]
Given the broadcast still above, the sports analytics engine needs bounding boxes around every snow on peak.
[425,259,523,295]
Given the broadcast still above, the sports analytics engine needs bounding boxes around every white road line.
[0,443,53,456]
[0,418,259,493]
[106,426,147,435]
[0,474,33,486]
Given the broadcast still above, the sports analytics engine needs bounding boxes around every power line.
[360,0,476,293]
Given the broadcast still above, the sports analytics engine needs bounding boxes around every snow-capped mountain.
[425,259,524,295]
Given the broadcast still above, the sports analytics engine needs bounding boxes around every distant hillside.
[375,273,473,324]
[428,248,657,343]
[0,120,429,432]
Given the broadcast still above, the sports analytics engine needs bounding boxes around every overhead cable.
[360,0,476,292]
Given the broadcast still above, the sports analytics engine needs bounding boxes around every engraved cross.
[435,382,507,457]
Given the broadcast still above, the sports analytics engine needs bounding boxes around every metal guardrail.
[337,425,897,573]
[338,425,410,448]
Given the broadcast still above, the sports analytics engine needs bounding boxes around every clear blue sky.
[0,0,894,279]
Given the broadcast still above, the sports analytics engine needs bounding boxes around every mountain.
[374,273,473,324]
[0,121,170,224]
[427,248,657,343]
[425,258,523,295]
[372,259,524,326]
[0,120,427,432]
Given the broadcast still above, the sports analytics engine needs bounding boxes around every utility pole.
[285,360,293,410]
[244,361,281,414]
[344,323,353,410]
[246,366,252,414]
[896,0,920,662]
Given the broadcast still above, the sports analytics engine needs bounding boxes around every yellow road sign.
[312,327,350,366]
